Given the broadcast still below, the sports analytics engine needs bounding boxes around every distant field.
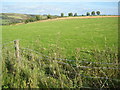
[2,17,118,55]
[0,13,48,25]
[0,13,30,25]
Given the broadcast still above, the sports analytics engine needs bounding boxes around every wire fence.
[2,40,16,46]
[62,69,120,81]
[55,61,120,70]
[21,47,120,65]
[2,40,120,87]
[2,40,119,65]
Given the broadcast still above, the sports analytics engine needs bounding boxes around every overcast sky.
[2,0,120,2]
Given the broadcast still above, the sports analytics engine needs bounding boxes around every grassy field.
[2,17,118,55]
[2,17,119,88]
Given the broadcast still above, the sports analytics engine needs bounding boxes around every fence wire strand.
[21,47,120,65]
[2,41,120,83]
[2,40,19,46]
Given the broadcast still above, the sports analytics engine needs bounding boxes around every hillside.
[0,13,30,25]
[0,13,48,25]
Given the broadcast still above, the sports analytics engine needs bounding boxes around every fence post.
[14,40,20,59]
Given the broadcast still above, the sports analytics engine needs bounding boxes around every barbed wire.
[79,74,120,82]
[2,45,120,70]
[2,41,120,69]
[2,40,120,87]
[2,40,18,46]
[22,54,120,70]
[47,74,119,89]
[56,58,119,65]
[48,70,120,82]
[21,47,49,58]
[3,41,118,65]
[78,65,120,70]
[2,45,14,49]
[21,47,120,65]
[55,61,120,70]
[60,68,120,81]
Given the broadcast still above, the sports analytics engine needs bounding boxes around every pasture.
[2,17,118,55]
[2,17,119,88]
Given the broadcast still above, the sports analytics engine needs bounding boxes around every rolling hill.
[0,13,48,25]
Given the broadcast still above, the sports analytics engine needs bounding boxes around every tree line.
[24,15,60,24]
[61,11,100,17]
[24,11,101,24]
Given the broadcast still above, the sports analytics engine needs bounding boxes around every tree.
[91,11,95,16]
[61,13,64,17]
[35,15,41,21]
[86,12,90,16]
[24,19,29,24]
[47,14,52,19]
[68,13,73,16]
[96,11,100,15]
[29,18,35,22]
[74,13,78,16]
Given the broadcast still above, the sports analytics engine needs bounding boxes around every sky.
[2,0,120,2]
[1,0,119,15]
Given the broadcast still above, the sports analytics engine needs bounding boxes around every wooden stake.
[14,40,20,59]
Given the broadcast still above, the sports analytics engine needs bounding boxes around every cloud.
[2,0,120,2]
[2,2,118,15]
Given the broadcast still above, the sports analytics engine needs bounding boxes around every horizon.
[1,2,119,15]
[2,0,120,2]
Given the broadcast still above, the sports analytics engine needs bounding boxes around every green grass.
[2,17,118,55]
[2,40,119,88]
[2,17,119,88]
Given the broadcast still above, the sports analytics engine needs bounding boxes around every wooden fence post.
[14,40,20,59]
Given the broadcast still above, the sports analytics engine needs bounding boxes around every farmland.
[2,17,120,88]
[2,17,118,55]
[0,13,48,25]
[0,13,31,25]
